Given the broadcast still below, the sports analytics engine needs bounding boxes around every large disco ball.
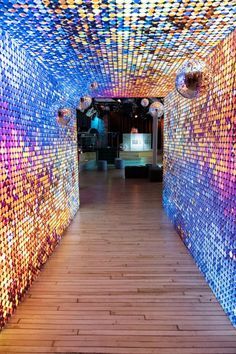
[141,98,149,107]
[90,81,98,90]
[78,95,92,111]
[175,59,211,99]
[149,101,164,118]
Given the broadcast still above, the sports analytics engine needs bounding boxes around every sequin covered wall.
[163,30,236,326]
[0,31,79,328]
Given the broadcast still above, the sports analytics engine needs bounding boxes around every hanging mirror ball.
[141,98,149,107]
[90,81,98,90]
[149,101,164,118]
[175,59,211,99]
[77,100,85,112]
[82,95,92,109]
[78,95,92,111]
[57,108,71,126]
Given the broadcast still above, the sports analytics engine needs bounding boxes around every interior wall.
[109,111,153,135]
[163,30,235,326]
[0,31,79,328]
[109,112,164,149]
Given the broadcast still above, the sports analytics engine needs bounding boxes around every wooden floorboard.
[1,169,235,354]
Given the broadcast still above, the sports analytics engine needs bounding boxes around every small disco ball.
[78,95,92,111]
[57,108,71,126]
[90,81,98,90]
[149,101,164,118]
[141,98,149,107]
[175,59,211,99]
[77,101,84,112]
[59,108,71,117]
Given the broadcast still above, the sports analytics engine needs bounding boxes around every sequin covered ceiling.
[0,0,235,97]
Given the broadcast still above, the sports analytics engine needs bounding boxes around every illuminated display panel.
[123,134,151,151]
[0,31,79,328]
[0,1,235,97]
[163,30,236,326]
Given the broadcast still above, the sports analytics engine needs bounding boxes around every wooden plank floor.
[1,169,235,353]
